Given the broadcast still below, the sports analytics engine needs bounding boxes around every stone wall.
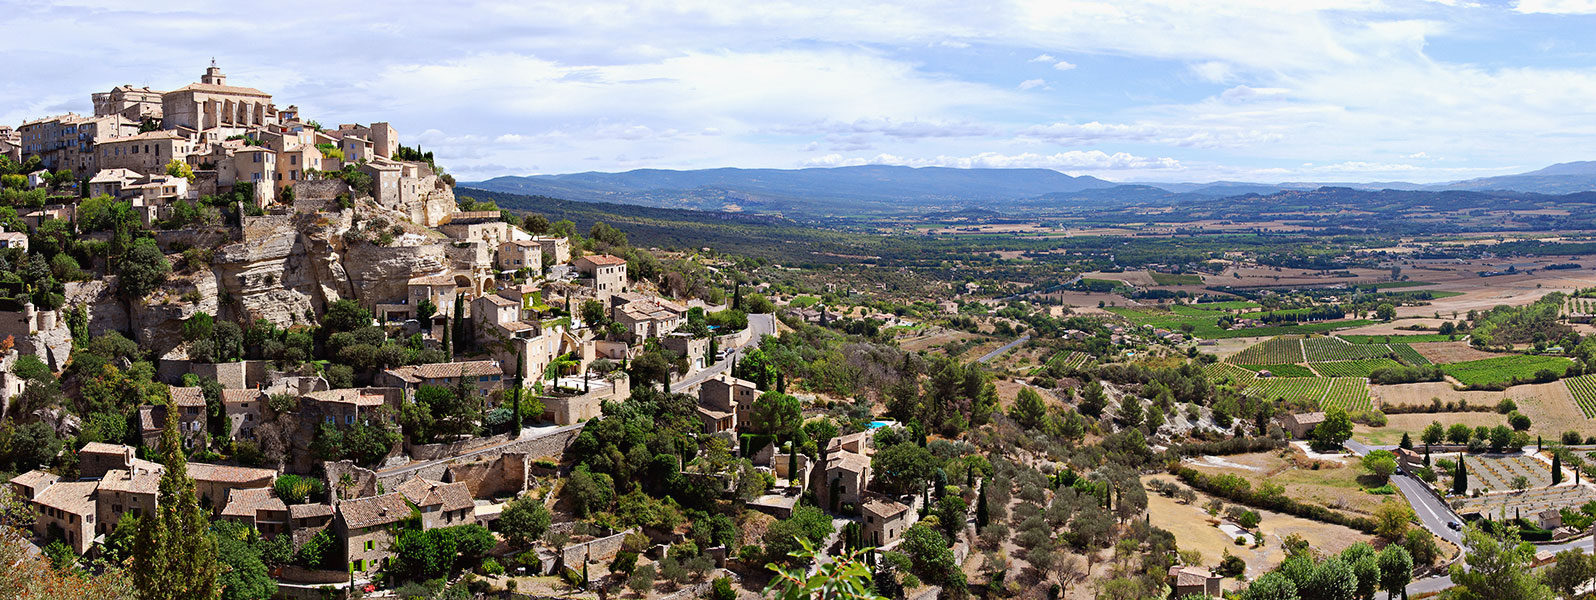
[325,460,380,502]
[444,451,530,499]
[540,527,637,575]
[153,227,236,253]
[376,424,584,490]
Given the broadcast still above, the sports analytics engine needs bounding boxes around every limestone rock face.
[67,280,128,339]
[212,214,330,327]
[339,241,449,306]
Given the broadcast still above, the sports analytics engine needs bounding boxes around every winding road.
[977,335,1031,363]
[1343,440,1596,597]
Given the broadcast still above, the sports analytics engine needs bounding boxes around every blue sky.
[5,0,1596,183]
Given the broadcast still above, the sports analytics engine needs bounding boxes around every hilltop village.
[16,65,1596,600]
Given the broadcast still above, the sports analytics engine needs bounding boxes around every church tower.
[201,59,226,86]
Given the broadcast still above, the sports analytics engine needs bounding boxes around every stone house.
[817,451,871,511]
[167,386,210,447]
[159,65,277,141]
[1282,412,1326,439]
[662,333,711,372]
[188,462,277,512]
[333,492,411,574]
[575,254,628,300]
[529,235,570,264]
[221,388,267,440]
[860,494,912,547]
[1169,566,1222,598]
[405,273,459,325]
[95,466,161,535]
[395,476,476,529]
[380,360,505,402]
[77,441,140,479]
[497,239,543,274]
[699,374,760,432]
[220,487,291,539]
[439,212,510,246]
[96,130,195,175]
[11,472,98,555]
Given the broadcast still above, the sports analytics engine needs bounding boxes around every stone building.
[575,254,628,300]
[160,64,277,141]
[8,472,97,554]
[93,85,165,121]
[860,494,912,547]
[395,476,476,529]
[334,492,411,574]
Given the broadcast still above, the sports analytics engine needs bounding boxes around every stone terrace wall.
[377,424,583,490]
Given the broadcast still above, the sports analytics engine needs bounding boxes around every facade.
[96,466,161,535]
[1169,566,1223,598]
[93,85,165,121]
[699,374,760,431]
[15,474,98,554]
[860,495,912,547]
[160,65,277,140]
[818,451,871,511]
[610,293,686,341]
[333,492,411,574]
[219,487,291,538]
[1282,412,1326,439]
[395,476,476,529]
[189,462,277,511]
[96,130,193,174]
[529,236,570,264]
[498,239,543,273]
[575,254,628,299]
[167,386,210,446]
[221,388,267,440]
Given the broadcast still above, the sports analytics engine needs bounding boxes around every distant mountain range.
[462,161,1596,217]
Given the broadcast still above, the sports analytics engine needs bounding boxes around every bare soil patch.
[1410,342,1499,364]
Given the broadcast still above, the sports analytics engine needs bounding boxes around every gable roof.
[221,487,288,517]
[188,462,276,485]
[578,254,627,267]
[97,467,163,496]
[35,481,97,515]
[383,360,501,384]
[169,386,207,407]
[338,492,412,529]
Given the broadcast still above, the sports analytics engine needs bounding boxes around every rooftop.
[34,481,97,515]
[384,360,501,383]
[338,493,413,529]
[221,487,288,517]
[579,254,628,267]
[188,462,276,484]
[97,467,163,496]
[169,386,206,407]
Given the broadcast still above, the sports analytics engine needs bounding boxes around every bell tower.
[201,58,226,85]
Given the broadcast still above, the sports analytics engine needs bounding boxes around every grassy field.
[1354,412,1507,445]
[1311,358,1404,378]
[1151,272,1204,286]
[1440,354,1573,387]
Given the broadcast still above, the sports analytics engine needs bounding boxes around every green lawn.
[1440,354,1574,387]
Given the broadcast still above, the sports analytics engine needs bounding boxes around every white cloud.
[1029,53,1056,62]
[1515,0,1596,14]
[1052,61,1077,71]
[1019,121,1284,148]
[1218,85,1291,102]
[1018,78,1048,90]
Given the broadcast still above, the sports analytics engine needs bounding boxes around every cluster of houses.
[5,64,456,226]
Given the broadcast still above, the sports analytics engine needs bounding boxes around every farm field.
[1303,337,1394,362]
[1240,364,1315,377]
[1565,374,1596,418]
[1182,450,1394,518]
[1049,351,1092,371]
[1204,362,1259,387]
[1108,306,1371,340]
[1341,334,1459,344]
[1227,336,1305,365]
[1352,412,1507,445]
[1439,354,1573,387]
[1150,272,1204,286]
[1142,474,1370,586]
[1189,300,1261,311]
[1247,377,1332,404]
[1411,342,1500,364]
[1322,378,1373,412]
[1311,359,1403,378]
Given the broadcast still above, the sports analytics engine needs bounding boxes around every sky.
[5,1,1596,184]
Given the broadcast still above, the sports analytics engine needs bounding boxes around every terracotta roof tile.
[188,463,275,485]
[221,487,287,517]
[579,254,627,266]
[97,468,163,496]
[34,481,96,515]
[384,361,501,383]
[338,493,412,529]
[170,387,207,407]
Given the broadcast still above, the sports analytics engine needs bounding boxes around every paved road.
[677,313,777,390]
[977,335,1031,363]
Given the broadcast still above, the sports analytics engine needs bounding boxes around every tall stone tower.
[201,59,226,85]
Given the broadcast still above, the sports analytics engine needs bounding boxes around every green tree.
[764,540,882,600]
[1448,524,1552,600]
[871,442,940,496]
[211,521,276,600]
[133,413,221,599]
[117,237,171,301]
[750,391,802,439]
[1362,450,1398,483]
[1553,452,1563,486]
[1311,406,1354,449]
[1454,458,1468,494]
[1242,571,1299,600]
[1377,544,1414,600]
[499,494,552,549]
[1011,388,1046,430]
[1376,304,1397,321]
[1544,548,1594,600]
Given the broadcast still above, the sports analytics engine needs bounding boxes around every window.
[325,416,335,424]
[346,414,355,424]
[252,153,261,163]
[365,540,374,551]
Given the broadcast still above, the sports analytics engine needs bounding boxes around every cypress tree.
[1399,432,1413,450]
[1453,459,1468,494]
[442,312,452,357]
[512,347,524,432]
[452,294,466,352]
[976,481,989,530]
[134,411,221,600]
[788,445,800,484]
[732,284,741,310]
[1553,452,1563,485]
